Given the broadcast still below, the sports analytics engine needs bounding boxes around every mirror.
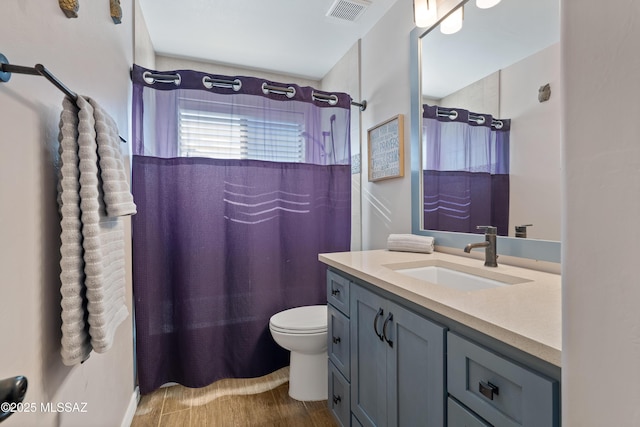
[410,0,561,262]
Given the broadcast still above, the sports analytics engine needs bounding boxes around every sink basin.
[389,261,531,292]
[396,266,506,291]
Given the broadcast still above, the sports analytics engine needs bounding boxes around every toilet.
[269,305,328,401]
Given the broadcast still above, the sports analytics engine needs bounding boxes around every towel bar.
[0,52,126,143]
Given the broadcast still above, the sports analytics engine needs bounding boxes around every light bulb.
[476,0,501,9]
[440,7,463,34]
[414,0,437,28]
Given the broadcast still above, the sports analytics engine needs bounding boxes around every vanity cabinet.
[350,283,445,427]
[326,267,560,427]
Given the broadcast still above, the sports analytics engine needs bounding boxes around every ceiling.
[138,0,399,80]
[421,0,559,98]
[138,0,560,93]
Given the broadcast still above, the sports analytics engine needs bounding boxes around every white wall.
[501,43,561,241]
[562,2,640,426]
[439,71,500,116]
[0,1,136,426]
[360,0,415,250]
[134,0,156,69]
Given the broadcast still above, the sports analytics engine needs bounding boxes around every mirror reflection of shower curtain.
[422,104,510,236]
[131,65,352,394]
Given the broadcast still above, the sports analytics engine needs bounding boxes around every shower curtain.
[131,65,352,394]
[422,104,510,235]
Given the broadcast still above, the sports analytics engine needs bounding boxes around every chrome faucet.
[464,226,498,267]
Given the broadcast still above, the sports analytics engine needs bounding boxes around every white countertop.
[319,249,561,367]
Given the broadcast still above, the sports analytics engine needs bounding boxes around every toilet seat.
[269,305,327,334]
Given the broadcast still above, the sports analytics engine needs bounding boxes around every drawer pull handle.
[332,394,342,405]
[382,313,394,347]
[479,381,500,401]
[332,336,341,344]
[331,288,340,296]
[373,308,384,340]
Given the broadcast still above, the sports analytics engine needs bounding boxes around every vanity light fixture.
[414,0,437,28]
[476,0,501,9]
[440,6,463,34]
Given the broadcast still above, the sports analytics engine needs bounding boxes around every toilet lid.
[269,305,327,334]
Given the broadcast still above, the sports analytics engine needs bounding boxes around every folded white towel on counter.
[387,234,435,254]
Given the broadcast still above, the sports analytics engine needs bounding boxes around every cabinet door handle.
[331,288,340,296]
[373,307,384,340]
[479,381,500,401]
[382,313,394,347]
[332,336,341,344]
[332,394,342,405]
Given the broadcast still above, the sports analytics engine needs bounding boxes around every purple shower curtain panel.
[423,104,510,236]
[131,65,351,394]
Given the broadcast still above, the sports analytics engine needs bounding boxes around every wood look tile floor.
[131,367,338,427]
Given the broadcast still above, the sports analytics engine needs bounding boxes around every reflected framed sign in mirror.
[409,0,561,262]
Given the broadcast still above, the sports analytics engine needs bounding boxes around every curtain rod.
[143,71,368,112]
[0,53,126,142]
[436,106,504,129]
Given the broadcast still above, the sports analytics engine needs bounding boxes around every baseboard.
[120,386,140,427]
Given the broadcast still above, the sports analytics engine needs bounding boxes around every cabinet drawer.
[447,332,559,427]
[329,361,351,427]
[327,270,350,315]
[448,398,491,427]
[328,304,350,379]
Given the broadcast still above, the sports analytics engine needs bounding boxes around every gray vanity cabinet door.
[448,398,492,427]
[329,361,351,427]
[328,270,350,315]
[328,304,350,379]
[386,300,445,427]
[350,283,447,427]
[350,285,388,427]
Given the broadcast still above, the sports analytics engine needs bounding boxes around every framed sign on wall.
[367,114,404,182]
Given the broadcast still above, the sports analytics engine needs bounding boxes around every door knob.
[0,376,28,423]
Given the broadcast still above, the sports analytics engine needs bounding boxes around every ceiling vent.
[326,0,372,22]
